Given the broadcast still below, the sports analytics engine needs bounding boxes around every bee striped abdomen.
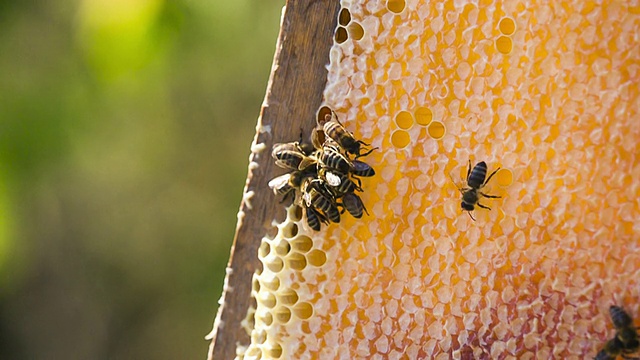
[305,206,327,231]
[611,306,634,329]
[304,180,340,223]
[341,192,367,219]
[320,145,352,173]
[467,161,488,189]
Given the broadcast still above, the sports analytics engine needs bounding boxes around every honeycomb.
[238,1,640,359]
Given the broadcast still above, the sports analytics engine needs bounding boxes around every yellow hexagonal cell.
[292,302,314,320]
[274,239,291,256]
[335,26,348,44]
[496,35,513,54]
[395,111,414,129]
[391,130,411,148]
[277,289,299,306]
[499,17,516,35]
[348,22,364,41]
[415,107,433,126]
[260,273,280,291]
[263,342,283,359]
[290,235,313,253]
[285,252,307,271]
[427,121,445,140]
[496,168,514,187]
[273,306,292,324]
[339,8,351,26]
[306,249,326,267]
[387,0,405,13]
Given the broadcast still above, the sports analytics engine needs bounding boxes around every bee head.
[461,202,474,211]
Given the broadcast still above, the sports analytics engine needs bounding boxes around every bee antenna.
[448,171,464,194]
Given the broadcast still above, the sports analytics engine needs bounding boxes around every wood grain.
[207,1,340,359]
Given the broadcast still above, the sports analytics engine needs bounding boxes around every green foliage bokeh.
[0,0,281,358]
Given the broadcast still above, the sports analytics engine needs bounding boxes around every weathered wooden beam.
[207,1,340,359]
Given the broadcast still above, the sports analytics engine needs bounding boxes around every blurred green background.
[0,0,282,358]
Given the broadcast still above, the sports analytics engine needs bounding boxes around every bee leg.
[477,202,491,210]
[484,167,501,186]
[352,176,363,189]
[466,160,472,182]
[356,146,377,158]
[480,192,501,199]
[362,203,370,216]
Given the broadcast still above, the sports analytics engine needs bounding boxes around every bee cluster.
[268,111,375,231]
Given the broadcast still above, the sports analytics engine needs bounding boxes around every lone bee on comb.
[451,160,501,221]
[595,306,640,360]
[321,111,375,158]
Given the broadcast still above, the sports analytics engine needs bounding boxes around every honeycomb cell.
[257,310,273,326]
[387,0,405,13]
[427,121,446,140]
[348,22,365,41]
[285,252,307,270]
[261,273,280,291]
[278,289,300,306]
[306,249,327,267]
[391,130,411,148]
[252,275,261,293]
[274,306,292,324]
[245,346,262,358]
[339,8,351,26]
[317,106,332,124]
[395,111,414,129]
[258,241,270,258]
[335,27,348,44]
[264,342,283,359]
[290,235,313,253]
[265,255,284,273]
[293,302,314,320]
[290,205,303,221]
[274,239,291,256]
[258,291,277,308]
[282,222,298,238]
[499,17,516,35]
[496,168,514,187]
[252,329,267,344]
[496,35,513,54]
[415,107,433,126]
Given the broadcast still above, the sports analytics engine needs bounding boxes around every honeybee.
[340,192,368,219]
[301,178,341,223]
[319,140,353,173]
[595,306,640,360]
[452,160,501,221]
[271,142,308,170]
[318,167,361,197]
[322,112,375,158]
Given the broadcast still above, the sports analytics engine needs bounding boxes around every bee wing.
[268,173,291,193]
[298,156,317,171]
[353,160,375,176]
